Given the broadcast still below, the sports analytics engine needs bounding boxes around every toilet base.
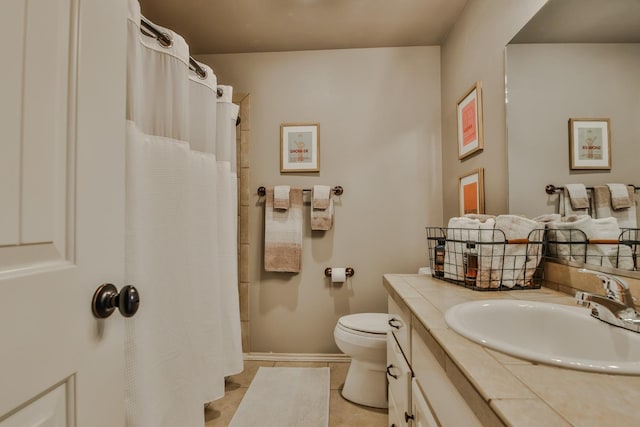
[340,359,388,409]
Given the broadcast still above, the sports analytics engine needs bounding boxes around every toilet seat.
[337,313,388,337]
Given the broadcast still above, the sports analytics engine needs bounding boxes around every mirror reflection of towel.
[593,185,637,228]
[564,184,589,211]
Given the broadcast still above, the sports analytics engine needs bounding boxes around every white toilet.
[334,313,388,408]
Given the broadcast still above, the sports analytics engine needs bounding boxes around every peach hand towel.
[312,185,331,210]
[606,183,633,210]
[565,183,589,210]
[593,185,637,228]
[264,187,303,272]
[273,185,290,210]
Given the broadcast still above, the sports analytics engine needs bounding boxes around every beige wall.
[199,46,442,353]
[440,0,547,220]
[506,43,640,217]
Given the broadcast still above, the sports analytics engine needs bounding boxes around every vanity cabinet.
[387,294,482,427]
[387,295,412,426]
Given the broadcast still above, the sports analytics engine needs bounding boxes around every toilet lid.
[338,313,388,335]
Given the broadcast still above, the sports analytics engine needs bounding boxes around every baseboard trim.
[243,352,350,362]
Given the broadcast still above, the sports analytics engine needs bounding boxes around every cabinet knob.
[405,412,415,423]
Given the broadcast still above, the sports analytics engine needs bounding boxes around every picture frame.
[569,118,611,170]
[280,123,320,173]
[459,168,485,216]
[456,81,484,160]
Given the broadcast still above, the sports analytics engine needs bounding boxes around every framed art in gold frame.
[457,82,484,160]
[569,118,611,170]
[459,168,485,216]
[280,123,320,173]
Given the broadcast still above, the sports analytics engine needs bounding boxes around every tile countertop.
[383,274,640,427]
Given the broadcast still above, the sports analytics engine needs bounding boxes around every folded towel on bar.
[273,185,290,210]
[607,183,633,210]
[312,185,331,210]
[593,185,637,228]
[264,187,303,272]
[565,183,590,210]
[495,215,542,288]
[310,197,333,231]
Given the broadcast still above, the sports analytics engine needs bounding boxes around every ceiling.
[511,0,640,44]
[139,0,469,55]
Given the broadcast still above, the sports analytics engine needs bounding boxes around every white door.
[0,0,127,426]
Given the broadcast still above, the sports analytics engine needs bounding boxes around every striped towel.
[264,187,303,272]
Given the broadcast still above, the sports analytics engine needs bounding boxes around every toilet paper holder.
[324,267,355,278]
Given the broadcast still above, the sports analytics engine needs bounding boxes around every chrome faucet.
[575,269,640,333]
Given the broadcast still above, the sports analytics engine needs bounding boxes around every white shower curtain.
[124,0,242,425]
[216,86,243,377]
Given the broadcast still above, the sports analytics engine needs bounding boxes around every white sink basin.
[445,299,640,375]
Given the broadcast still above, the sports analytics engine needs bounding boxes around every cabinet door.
[388,295,411,359]
[412,325,483,426]
[388,391,405,427]
[411,379,439,427]
[387,334,412,425]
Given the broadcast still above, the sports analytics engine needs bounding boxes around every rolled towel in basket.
[547,215,591,263]
[587,217,634,270]
[444,216,495,283]
[493,215,542,288]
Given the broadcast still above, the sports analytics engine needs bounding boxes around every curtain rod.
[139,18,223,98]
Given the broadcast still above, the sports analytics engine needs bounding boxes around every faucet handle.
[578,269,633,307]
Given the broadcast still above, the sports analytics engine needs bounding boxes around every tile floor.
[204,360,388,426]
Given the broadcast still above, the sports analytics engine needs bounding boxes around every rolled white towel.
[547,215,591,262]
[494,215,541,288]
[444,216,495,284]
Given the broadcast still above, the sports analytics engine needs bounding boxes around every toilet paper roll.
[331,267,347,283]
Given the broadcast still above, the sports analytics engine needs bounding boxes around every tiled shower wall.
[233,93,250,352]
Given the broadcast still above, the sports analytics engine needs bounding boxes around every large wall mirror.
[505,0,640,277]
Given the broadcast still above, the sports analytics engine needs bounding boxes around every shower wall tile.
[239,131,250,168]
[241,320,250,352]
[239,206,249,244]
[239,168,250,207]
[239,243,249,282]
[239,282,249,321]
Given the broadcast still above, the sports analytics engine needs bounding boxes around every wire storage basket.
[426,227,545,291]
[544,227,639,271]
